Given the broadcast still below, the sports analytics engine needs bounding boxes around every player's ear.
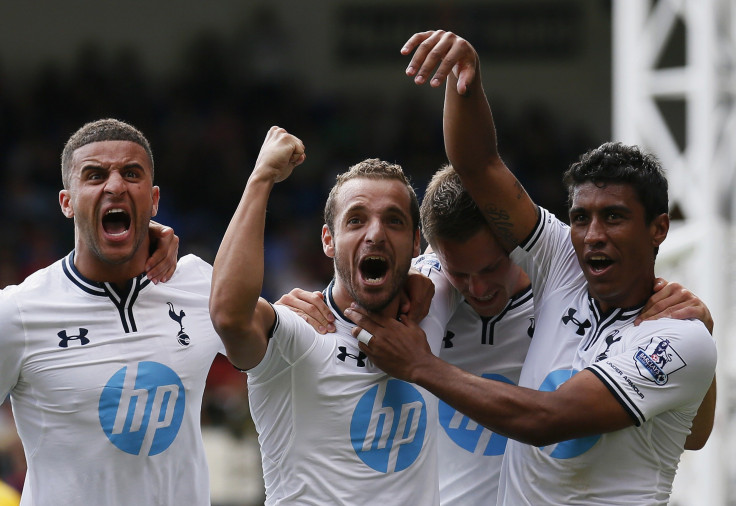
[151,185,160,217]
[59,190,74,218]
[412,228,421,258]
[650,213,669,248]
[322,224,335,259]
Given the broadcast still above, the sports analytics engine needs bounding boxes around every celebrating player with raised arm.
[344,31,716,505]
[210,127,460,504]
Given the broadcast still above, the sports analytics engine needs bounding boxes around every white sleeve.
[0,287,24,400]
[510,207,581,301]
[247,304,319,380]
[587,319,716,425]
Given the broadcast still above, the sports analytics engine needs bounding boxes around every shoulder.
[175,254,213,275]
[0,258,64,300]
[633,318,716,368]
[163,254,213,291]
[272,303,315,336]
[636,317,712,339]
[412,253,443,275]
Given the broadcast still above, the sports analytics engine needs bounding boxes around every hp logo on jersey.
[98,361,185,456]
[350,379,427,473]
[537,369,600,459]
[439,373,513,456]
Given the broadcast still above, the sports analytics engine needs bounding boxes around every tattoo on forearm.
[482,205,518,247]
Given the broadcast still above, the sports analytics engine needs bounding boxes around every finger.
[161,262,176,283]
[276,291,335,331]
[401,31,435,59]
[298,291,335,326]
[300,311,332,334]
[289,153,305,165]
[405,30,446,83]
[638,300,695,323]
[454,60,477,95]
[425,34,471,88]
[398,290,411,317]
[652,277,668,292]
[290,139,306,164]
[147,229,179,283]
[356,328,373,345]
[413,31,456,86]
[146,259,166,283]
[640,283,684,314]
[344,305,382,336]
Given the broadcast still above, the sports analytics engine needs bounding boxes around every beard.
[333,252,410,314]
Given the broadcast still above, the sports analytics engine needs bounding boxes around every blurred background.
[0,0,733,505]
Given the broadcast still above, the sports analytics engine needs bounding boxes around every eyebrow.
[569,204,632,215]
[80,162,145,173]
[344,203,410,218]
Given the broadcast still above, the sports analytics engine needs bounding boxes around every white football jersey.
[498,208,716,505]
[413,254,535,505]
[0,252,224,506]
[247,269,460,505]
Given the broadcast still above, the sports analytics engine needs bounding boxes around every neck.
[73,240,150,289]
[594,280,653,314]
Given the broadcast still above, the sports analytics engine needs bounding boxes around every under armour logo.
[443,330,456,349]
[337,346,367,367]
[561,308,591,336]
[527,317,535,338]
[596,330,622,361]
[167,302,190,346]
[58,328,90,348]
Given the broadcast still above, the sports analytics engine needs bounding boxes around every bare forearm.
[443,68,538,250]
[412,359,632,446]
[210,175,273,337]
[411,357,562,445]
[443,66,499,175]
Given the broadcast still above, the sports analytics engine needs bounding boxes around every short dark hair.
[420,164,486,247]
[323,158,420,234]
[563,142,668,224]
[61,118,154,189]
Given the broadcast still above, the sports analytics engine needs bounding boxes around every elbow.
[516,428,560,448]
[209,304,250,345]
[684,426,713,451]
[684,437,707,451]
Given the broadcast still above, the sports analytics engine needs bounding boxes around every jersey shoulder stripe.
[587,364,645,425]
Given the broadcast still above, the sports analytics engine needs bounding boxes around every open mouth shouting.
[586,254,614,275]
[359,255,389,286]
[102,208,132,238]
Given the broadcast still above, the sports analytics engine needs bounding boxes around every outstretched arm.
[210,127,306,370]
[344,304,632,445]
[403,30,538,250]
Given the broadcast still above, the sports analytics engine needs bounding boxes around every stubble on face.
[333,247,411,313]
[63,140,158,282]
[326,177,418,317]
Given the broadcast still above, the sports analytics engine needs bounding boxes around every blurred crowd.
[0,10,597,505]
